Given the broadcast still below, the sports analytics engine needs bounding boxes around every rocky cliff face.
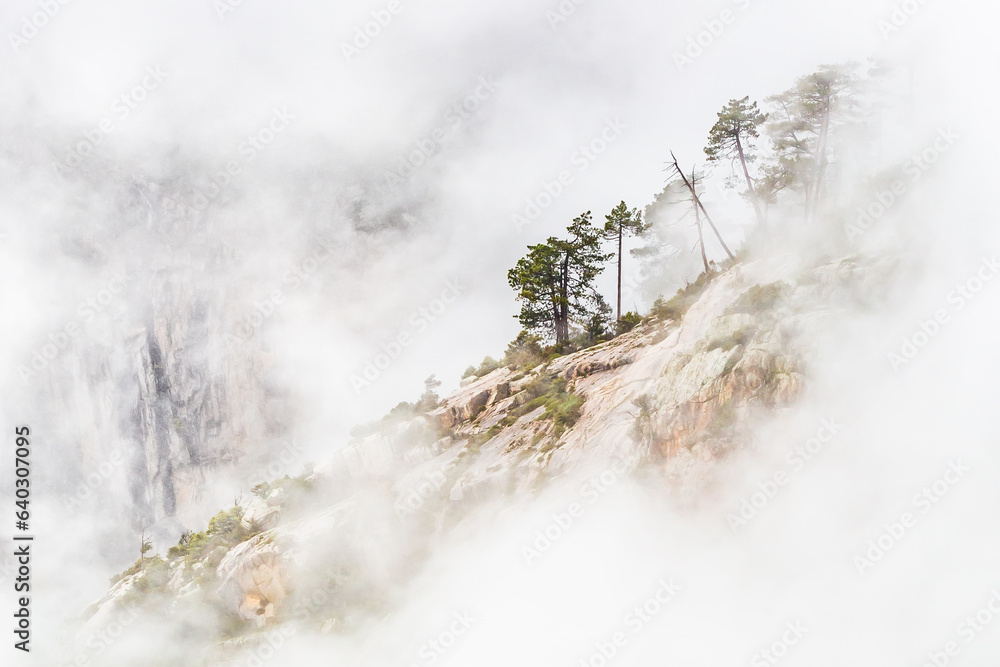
[74,253,893,663]
[38,179,289,533]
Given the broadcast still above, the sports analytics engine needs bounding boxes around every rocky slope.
[72,253,893,664]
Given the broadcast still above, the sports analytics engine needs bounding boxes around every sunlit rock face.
[421,258,888,504]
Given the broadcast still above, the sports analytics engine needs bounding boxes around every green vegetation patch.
[462,355,504,379]
[164,505,261,567]
[725,281,790,316]
[508,374,584,437]
[707,327,755,353]
[615,311,643,335]
[648,269,718,323]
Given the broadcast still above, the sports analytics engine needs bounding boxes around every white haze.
[2,0,1000,665]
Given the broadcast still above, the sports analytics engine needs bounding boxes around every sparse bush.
[576,308,613,348]
[349,401,417,439]
[508,374,584,437]
[616,311,642,335]
[725,281,790,315]
[162,505,260,567]
[503,331,545,371]
[706,328,754,352]
[647,270,717,323]
[462,356,502,379]
[416,375,442,411]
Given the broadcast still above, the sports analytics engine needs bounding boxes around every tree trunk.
[670,152,735,260]
[735,135,764,228]
[695,201,709,273]
[557,251,570,344]
[616,226,622,322]
[810,104,831,223]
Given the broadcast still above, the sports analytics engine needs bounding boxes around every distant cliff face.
[36,180,290,533]
[76,254,894,662]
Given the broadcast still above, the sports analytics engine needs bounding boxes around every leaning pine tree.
[507,212,611,346]
[704,96,768,226]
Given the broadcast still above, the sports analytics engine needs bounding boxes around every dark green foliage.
[725,282,790,315]
[705,97,767,165]
[574,302,613,348]
[508,212,612,344]
[503,331,545,371]
[462,356,503,379]
[508,375,584,437]
[705,96,768,224]
[647,269,717,323]
[615,311,642,335]
[602,201,646,322]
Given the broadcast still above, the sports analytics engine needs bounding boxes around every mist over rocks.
[73,250,902,663]
[2,0,996,664]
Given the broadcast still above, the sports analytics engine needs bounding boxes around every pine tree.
[765,64,858,221]
[508,213,611,346]
[602,201,645,323]
[704,96,768,226]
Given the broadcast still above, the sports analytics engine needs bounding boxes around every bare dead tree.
[690,166,710,273]
[667,151,735,261]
